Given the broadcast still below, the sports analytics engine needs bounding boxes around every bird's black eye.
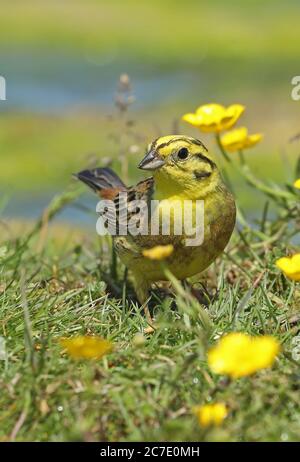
[177,147,189,160]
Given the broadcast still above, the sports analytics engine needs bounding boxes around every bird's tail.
[74,167,127,196]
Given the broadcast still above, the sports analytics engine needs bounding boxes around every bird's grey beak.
[138,150,165,171]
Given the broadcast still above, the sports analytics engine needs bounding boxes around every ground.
[0,202,299,442]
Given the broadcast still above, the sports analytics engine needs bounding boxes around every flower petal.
[221,127,248,151]
[182,103,245,133]
[244,133,263,148]
[60,336,113,360]
[194,403,227,428]
[223,104,245,130]
[221,127,263,152]
[181,113,201,127]
[276,254,300,281]
[208,332,280,378]
[294,179,300,189]
[196,103,225,118]
[142,244,174,260]
[196,104,226,131]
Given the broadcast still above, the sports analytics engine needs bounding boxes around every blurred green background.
[1,0,300,222]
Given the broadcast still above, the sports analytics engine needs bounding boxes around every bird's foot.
[144,325,156,334]
[182,280,215,306]
[143,305,157,334]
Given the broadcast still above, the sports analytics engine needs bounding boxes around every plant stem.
[215,133,231,163]
[238,150,246,165]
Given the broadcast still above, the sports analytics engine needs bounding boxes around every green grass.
[0,189,300,442]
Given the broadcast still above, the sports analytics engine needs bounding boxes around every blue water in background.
[2,192,96,228]
[0,51,202,225]
[0,51,211,227]
[0,52,201,113]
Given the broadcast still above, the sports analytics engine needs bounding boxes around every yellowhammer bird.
[76,135,236,325]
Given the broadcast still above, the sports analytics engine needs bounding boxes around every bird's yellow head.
[138,135,221,199]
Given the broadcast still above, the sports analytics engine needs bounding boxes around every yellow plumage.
[76,135,236,323]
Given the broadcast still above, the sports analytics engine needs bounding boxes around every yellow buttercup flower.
[294,179,300,189]
[220,127,263,152]
[276,253,300,281]
[60,336,113,359]
[142,244,174,261]
[193,403,227,428]
[182,103,245,133]
[208,332,280,379]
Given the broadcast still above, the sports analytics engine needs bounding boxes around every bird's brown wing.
[100,177,154,235]
[75,167,154,233]
[75,167,126,193]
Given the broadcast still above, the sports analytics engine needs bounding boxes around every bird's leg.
[181,279,189,291]
[181,279,211,305]
[133,275,156,333]
[143,305,156,334]
[190,282,213,306]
